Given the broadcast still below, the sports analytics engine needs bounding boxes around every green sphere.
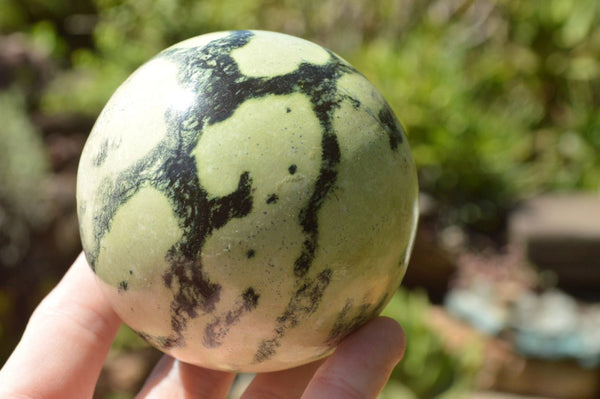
[77,30,418,372]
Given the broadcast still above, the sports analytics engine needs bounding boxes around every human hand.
[0,253,405,399]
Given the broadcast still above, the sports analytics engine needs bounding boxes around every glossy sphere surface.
[77,30,419,372]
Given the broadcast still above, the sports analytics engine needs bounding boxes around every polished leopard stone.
[77,30,419,372]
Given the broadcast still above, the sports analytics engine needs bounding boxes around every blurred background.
[1,0,599,397]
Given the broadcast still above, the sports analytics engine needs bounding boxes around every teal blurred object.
[446,284,600,368]
[444,281,507,336]
[512,291,600,368]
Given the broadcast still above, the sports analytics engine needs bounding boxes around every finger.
[240,358,325,399]
[301,316,405,399]
[0,253,122,399]
[137,355,236,399]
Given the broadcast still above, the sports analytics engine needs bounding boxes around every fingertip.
[366,316,406,361]
[336,316,406,367]
[301,316,406,399]
[138,356,236,398]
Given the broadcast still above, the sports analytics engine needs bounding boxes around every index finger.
[0,253,122,399]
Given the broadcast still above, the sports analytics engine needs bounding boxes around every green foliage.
[103,393,133,399]
[40,0,290,115]
[111,324,151,351]
[3,0,597,231]
[0,91,49,216]
[0,91,51,265]
[0,0,27,31]
[350,0,600,229]
[380,289,482,398]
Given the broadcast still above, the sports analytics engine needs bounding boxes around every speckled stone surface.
[77,30,418,372]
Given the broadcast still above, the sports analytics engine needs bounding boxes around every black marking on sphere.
[266,193,279,204]
[378,103,405,151]
[87,30,372,355]
[94,139,109,167]
[135,330,174,350]
[254,268,332,363]
[202,286,260,348]
[325,293,389,346]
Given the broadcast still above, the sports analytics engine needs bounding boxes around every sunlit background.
[1,0,599,398]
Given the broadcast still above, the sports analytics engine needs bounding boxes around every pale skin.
[0,253,406,399]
